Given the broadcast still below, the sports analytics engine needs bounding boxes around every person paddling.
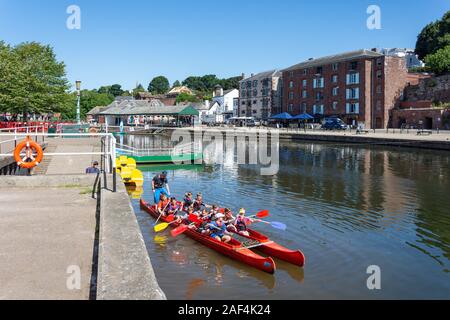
[209,213,232,243]
[223,208,237,233]
[156,194,170,217]
[235,208,252,237]
[183,192,194,208]
[152,171,171,204]
[193,193,211,212]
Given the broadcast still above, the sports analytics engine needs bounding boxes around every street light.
[76,80,81,125]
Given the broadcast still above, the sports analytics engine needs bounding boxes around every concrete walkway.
[0,176,97,300]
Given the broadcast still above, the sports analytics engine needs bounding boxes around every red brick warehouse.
[281,49,408,129]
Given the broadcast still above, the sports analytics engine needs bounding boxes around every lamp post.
[76,80,81,125]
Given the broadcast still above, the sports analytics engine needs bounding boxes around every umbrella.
[293,113,314,120]
[270,112,293,120]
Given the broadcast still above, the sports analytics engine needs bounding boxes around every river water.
[125,135,450,299]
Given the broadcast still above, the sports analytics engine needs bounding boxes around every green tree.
[62,90,114,120]
[0,41,70,119]
[148,76,169,94]
[175,92,200,104]
[172,80,181,88]
[424,45,450,75]
[416,10,450,60]
[109,84,123,97]
[132,83,146,98]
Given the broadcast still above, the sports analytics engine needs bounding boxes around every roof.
[87,106,108,115]
[282,49,384,72]
[168,86,193,95]
[99,99,199,116]
[240,70,281,82]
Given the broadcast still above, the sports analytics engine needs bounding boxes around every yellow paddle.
[154,215,176,232]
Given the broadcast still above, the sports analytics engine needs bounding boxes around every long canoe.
[140,199,276,274]
[235,229,305,267]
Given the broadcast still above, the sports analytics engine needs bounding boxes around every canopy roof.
[270,112,293,120]
[292,113,314,120]
[100,99,199,116]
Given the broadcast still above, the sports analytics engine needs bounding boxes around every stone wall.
[404,74,450,102]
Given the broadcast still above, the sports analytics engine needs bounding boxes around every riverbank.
[144,126,450,151]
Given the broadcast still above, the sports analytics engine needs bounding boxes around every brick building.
[239,70,282,121]
[281,49,408,129]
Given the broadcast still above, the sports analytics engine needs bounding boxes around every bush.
[424,45,450,75]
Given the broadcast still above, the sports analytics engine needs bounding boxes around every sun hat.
[239,208,246,215]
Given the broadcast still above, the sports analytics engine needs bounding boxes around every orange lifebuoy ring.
[13,136,44,169]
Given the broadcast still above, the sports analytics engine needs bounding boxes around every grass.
[79,188,93,195]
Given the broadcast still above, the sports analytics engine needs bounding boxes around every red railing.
[0,121,75,132]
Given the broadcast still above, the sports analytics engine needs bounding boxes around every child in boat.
[209,213,232,243]
[167,197,183,223]
[193,193,212,212]
[183,192,193,209]
[234,208,252,237]
[223,208,237,233]
[209,205,220,220]
[156,194,170,217]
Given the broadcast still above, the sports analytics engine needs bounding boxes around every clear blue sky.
[0,0,449,91]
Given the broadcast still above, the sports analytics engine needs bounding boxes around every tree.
[172,80,181,88]
[416,10,450,60]
[109,84,123,97]
[424,45,450,75]
[176,92,200,104]
[0,41,71,119]
[62,90,114,120]
[132,83,146,98]
[148,76,169,94]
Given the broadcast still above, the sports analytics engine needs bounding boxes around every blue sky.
[0,0,449,90]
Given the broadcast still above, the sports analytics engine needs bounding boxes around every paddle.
[252,218,287,231]
[153,214,176,233]
[171,223,196,238]
[153,201,170,226]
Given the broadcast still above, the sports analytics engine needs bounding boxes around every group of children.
[155,192,254,243]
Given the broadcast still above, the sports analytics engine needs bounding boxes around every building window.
[376,100,382,111]
[289,81,294,88]
[332,87,339,96]
[332,63,339,71]
[313,77,324,88]
[346,73,360,85]
[377,70,382,79]
[289,71,294,77]
[316,91,324,101]
[253,110,257,114]
[316,66,323,74]
[242,101,246,105]
[246,81,251,88]
[313,104,324,115]
[288,104,294,112]
[253,100,257,104]
[332,75,338,83]
[289,92,294,100]
[377,58,383,66]
[332,101,338,110]
[253,80,258,88]
[346,87,360,100]
[302,90,307,98]
[349,61,358,70]
[241,111,246,114]
[301,102,307,113]
[253,89,257,97]
[346,102,360,114]
[302,79,307,87]
[376,85,382,94]
[303,69,308,75]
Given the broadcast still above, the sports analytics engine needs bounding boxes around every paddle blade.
[166,215,175,223]
[270,221,287,231]
[171,225,189,237]
[154,223,169,233]
[188,214,202,224]
[256,210,270,218]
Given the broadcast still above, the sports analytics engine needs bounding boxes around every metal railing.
[0,131,117,192]
[116,141,202,157]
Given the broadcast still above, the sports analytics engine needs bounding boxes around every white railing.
[116,141,202,158]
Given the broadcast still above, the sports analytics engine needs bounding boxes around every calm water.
[126,135,450,299]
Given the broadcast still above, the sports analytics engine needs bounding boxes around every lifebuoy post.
[13,135,44,170]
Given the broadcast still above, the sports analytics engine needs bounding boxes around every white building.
[380,48,425,69]
[200,85,239,123]
[238,70,282,120]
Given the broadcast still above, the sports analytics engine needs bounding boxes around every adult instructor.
[152,171,171,204]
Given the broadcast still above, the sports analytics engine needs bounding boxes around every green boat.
[116,143,203,164]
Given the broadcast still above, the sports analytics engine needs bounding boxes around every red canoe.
[235,229,305,267]
[140,199,276,274]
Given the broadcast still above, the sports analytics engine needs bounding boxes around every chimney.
[251,73,255,77]
[241,73,246,79]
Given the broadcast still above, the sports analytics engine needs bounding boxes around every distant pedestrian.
[86,161,100,174]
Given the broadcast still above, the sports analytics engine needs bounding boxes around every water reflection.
[130,135,450,299]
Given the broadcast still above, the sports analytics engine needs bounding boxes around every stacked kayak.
[116,156,144,187]
[140,199,276,274]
